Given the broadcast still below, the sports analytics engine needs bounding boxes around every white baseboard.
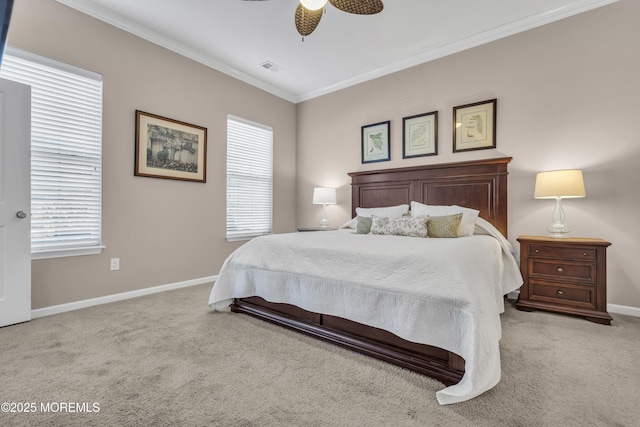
[506,290,640,318]
[31,275,217,319]
[607,303,640,318]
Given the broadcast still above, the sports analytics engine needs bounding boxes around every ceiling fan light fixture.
[295,0,383,38]
[300,0,328,11]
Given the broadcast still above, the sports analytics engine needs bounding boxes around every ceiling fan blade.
[295,4,324,37]
[329,0,383,15]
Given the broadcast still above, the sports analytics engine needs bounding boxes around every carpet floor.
[0,283,638,426]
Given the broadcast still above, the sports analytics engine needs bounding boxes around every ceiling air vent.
[260,61,280,72]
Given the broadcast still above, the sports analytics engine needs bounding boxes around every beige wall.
[7,0,640,312]
[8,0,297,309]
[296,0,640,309]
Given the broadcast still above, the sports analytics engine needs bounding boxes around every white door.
[0,77,31,327]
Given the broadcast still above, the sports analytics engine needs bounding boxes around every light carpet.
[0,283,638,426]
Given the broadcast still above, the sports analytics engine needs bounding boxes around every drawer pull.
[583,252,587,256]
[556,267,564,274]
[535,249,539,253]
[557,290,564,297]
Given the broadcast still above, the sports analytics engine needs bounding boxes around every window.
[226,115,273,241]
[0,47,103,259]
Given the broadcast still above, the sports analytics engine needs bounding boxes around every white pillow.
[342,204,410,229]
[355,204,409,219]
[410,202,479,236]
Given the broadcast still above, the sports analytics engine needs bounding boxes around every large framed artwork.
[135,110,207,182]
[453,99,496,153]
[361,120,390,164]
[403,111,438,158]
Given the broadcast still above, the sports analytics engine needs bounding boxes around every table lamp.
[312,187,336,229]
[534,169,585,238]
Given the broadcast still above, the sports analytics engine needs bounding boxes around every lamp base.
[547,197,570,238]
[547,223,570,239]
[319,204,330,229]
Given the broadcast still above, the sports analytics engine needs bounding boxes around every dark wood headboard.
[348,157,511,237]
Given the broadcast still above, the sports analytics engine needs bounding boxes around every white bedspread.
[208,225,522,405]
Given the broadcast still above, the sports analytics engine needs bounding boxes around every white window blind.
[0,47,103,258]
[226,115,273,241]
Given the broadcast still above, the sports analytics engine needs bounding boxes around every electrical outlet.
[110,258,120,271]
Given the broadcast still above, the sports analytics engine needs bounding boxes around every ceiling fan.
[295,0,384,37]
[241,0,384,38]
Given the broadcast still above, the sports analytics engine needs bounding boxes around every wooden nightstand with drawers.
[516,236,612,325]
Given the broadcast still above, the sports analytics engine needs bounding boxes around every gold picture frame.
[453,99,496,152]
[135,110,207,182]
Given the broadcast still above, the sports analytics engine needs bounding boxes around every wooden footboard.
[231,297,465,386]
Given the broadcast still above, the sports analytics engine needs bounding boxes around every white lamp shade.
[534,170,586,199]
[312,187,336,205]
[300,0,328,11]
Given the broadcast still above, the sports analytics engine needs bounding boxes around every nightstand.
[297,227,337,232]
[516,236,612,325]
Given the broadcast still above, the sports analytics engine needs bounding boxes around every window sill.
[32,246,105,260]
[226,233,271,242]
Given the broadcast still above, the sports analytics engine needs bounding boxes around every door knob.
[16,211,28,219]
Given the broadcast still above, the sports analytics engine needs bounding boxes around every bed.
[208,157,522,405]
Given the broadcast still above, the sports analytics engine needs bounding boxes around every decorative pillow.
[341,205,410,230]
[355,204,410,220]
[427,213,463,238]
[410,202,479,237]
[370,214,428,237]
[354,216,373,234]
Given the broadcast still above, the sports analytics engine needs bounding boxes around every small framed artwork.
[453,99,497,152]
[361,120,390,164]
[135,110,207,182]
[402,111,438,158]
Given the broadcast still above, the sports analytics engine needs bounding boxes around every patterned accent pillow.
[427,213,463,238]
[370,215,428,237]
[354,216,373,234]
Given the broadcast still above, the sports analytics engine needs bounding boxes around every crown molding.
[56,0,618,104]
[54,0,297,103]
[295,0,619,102]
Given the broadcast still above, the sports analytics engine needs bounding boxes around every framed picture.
[361,121,390,164]
[135,110,207,182]
[453,99,497,152]
[402,111,438,158]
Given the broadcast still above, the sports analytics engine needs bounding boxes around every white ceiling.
[55,0,617,103]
